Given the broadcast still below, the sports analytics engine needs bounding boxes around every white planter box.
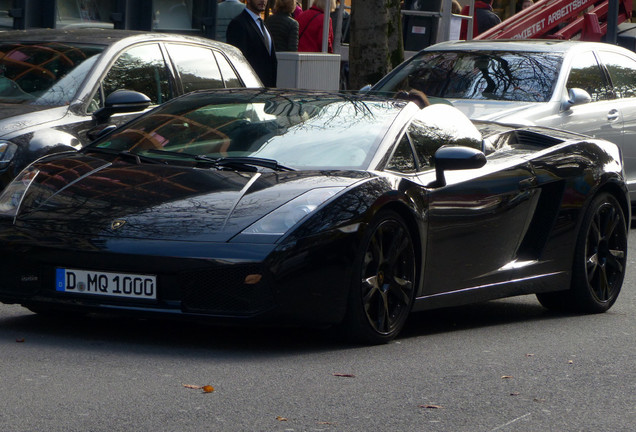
[276,52,341,91]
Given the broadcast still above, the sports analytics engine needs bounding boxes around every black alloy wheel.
[344,210,416,344]
[537,192,627,312]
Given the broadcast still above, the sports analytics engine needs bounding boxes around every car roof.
[0,28,227,48]
[425,39,633,55]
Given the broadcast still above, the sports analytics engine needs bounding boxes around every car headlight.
[240,187,344,237]
[0,141,17,170]
[0,166,39,218]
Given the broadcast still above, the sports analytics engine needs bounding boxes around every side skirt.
[411,271,570,312]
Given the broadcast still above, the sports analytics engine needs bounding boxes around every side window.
[214,51,241,88]
[567,51,612,101]
[598,51,636,99]
[93,43,171,112]
[386,134,417,173]
[166,44,224,93]
[408,105,483,171]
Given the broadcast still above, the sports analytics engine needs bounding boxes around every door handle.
[607,109,620,122]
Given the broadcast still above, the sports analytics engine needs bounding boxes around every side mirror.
[561,88,591,111]
[93,89,151,122]
[432,145,487,187]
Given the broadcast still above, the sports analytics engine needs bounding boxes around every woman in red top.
[297,0,335,53]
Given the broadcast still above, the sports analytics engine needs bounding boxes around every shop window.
[153,0,193,31]
[0,0,12,29]
[56,0,116,29]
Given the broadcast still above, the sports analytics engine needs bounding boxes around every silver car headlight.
[240,187,345,237]
[0,166,39,218]
[0,141,17,170]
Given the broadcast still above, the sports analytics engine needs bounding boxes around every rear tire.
[342,210,416,344]
[537,192,626,312]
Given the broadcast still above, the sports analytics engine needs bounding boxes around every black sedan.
[0,88,628,344]
[0,28,261,190]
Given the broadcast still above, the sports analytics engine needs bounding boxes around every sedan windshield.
[0,42,104,105]
[374,51,563,102]
[89,90,403,170]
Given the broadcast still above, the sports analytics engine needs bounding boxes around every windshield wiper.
[83,147,166,165]
[148,151,294,172]
[212,156,295,172]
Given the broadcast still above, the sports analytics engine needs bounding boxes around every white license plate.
[55,268,157,300]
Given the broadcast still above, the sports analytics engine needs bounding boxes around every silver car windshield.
[375,51,563,103]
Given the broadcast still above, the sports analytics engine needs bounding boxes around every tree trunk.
[349,0,403,90]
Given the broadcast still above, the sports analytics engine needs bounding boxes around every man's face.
[246,0,267,13]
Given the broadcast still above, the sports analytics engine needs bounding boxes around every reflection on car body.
[0,88,628,344]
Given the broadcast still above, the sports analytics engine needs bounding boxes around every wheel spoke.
[386,226,408,267]
[586,252,599,279]
[596,265,610,301]
[590,214,602,243]
[601,207,619,239]
[375,291,390,332]
[607,249,625,274]
[362,276,380,304]
[390,276,413,306]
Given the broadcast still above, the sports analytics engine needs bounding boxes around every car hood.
[0,103,65,137]
[16,153,366,242]
[448,99,540,124]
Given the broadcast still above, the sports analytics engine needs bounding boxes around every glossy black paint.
[0,89,629,338]
[0,29,260,190]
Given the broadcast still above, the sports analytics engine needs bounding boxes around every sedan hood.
[16,153,365,242]
[0,103,64,137]
[449,99,540,124]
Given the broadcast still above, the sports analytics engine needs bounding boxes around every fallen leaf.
[567,360,574,364]
[202,385,215,393]
[501,375,513,379]
[333,373,356,378]
[533,398,545,403]
[276,416,288,421]
[526,353,534,357]
[317,421,335,425]
[510,392,520,396]
[419,404,444,409]
[183,384,202,389]
[16,337,25,343]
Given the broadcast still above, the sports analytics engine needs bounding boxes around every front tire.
[537,192,627,312]
[343,210,416,344]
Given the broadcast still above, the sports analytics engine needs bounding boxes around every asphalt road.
[1,239,635,432]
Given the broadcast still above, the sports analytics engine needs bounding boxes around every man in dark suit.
[227,0,277,87]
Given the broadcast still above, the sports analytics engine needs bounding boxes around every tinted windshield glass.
[90,91,402,170]
[0,42,103,104]
[375,51,563,102]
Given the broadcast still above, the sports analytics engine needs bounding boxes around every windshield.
[89,91,403,170]
[374,51,563,102]
[0,42,104,104]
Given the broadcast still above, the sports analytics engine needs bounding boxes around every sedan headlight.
[241,187,344,237]
[0,166,39,217]
[0,141,17,170]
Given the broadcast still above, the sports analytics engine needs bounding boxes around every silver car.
[370,40,636,203]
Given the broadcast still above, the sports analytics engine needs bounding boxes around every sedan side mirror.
[93,89,152,122]
[561,88,592,111]
[432,145,487,187]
